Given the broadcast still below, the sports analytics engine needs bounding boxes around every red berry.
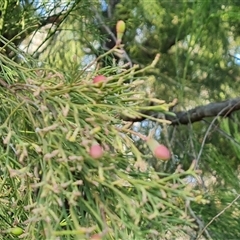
[93,75,107,85]
[89,144,103,159]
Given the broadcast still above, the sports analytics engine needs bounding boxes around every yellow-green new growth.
[9,227,23,236]
[116,20,126,44]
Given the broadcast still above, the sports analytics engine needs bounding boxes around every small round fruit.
[90,234,102,240]
[93,75,107,86]
[116,20,126,44]
[146,137,171,161]
[10,227,23,236]
[154,144,171,160]
[116,20,126,33]
[89,144,103,159]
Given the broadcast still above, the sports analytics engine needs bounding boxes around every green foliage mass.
[0,39,206,239]
[0,0,240,239]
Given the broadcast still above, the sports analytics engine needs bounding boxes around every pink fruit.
[93,75,107,85]
[90,234,102,240]
[154,144,171,160]
[89,144,103,159]
[146,137,171,161]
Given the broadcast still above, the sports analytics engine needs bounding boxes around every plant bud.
[116,20,126,44]
[89,144,103,159]
[146,137,171,161]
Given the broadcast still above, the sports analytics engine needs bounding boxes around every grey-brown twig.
[122,97,240,126]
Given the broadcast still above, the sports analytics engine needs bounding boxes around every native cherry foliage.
[0,1,240,239]
[0,29,205,239]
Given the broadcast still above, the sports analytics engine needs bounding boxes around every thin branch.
[187,204,212,240]
[168,98,240,125]
[90,5,133,67]
[195,105,229,168]
[39,13,65,27]
[0,78,38,107]
[203,119,240,147]
[122,97,240,125]
[196,194,240,239]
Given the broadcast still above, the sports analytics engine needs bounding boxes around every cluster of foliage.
[0,0,240,239]
[0,36,205,239]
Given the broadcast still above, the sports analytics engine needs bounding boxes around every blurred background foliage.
[0,0,240,239]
